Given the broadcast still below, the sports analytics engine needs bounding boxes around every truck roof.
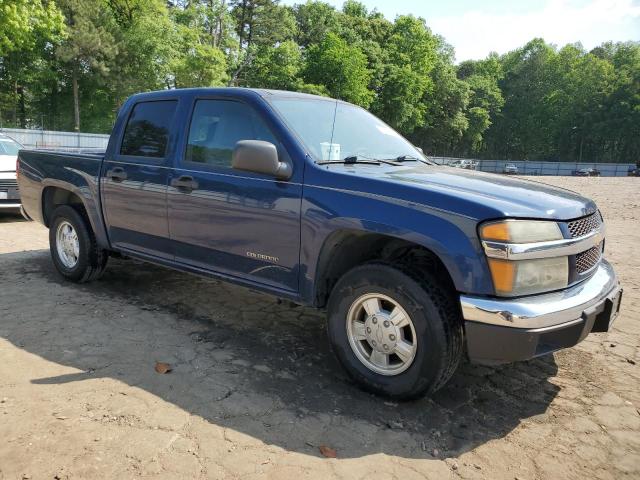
[127,87,337,104]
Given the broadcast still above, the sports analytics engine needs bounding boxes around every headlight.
[480,220,568,296]
[487,257,568,296]
[480,220,563,243]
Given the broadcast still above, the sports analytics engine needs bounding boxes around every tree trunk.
[72,69,80,132]
[238,0,247,49]
[208,0,215,44]
[579,135,583,163]
[17,85,26,129]
[246,3,254,50]
[217,0,226,47]
[13,80,18,126]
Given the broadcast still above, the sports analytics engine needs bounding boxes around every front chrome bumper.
[461,259,622,364]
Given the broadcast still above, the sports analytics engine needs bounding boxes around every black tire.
[327,262,463,399]
[49,205,108,283]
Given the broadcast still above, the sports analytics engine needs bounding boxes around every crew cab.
[17,88,623,398]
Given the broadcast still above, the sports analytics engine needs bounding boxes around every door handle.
[107,167,127,182]
[171,175,198,192]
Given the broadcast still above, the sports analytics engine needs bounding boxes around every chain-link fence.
[0,128,109,153]
[2,129,638,176]
[430,157,637,177]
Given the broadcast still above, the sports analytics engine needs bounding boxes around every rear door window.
[120,101,178,158]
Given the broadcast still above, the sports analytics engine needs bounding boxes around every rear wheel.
[49,205,108,282]
[327,263,463,399]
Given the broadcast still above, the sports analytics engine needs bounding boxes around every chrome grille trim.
[567,212,603,238]
[576,242,603,274]
[483,224,605,260]
[0,179,18,190]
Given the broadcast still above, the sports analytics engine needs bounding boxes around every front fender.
[300,184,492,303]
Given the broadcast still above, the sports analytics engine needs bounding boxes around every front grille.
[567,211,602,238]
[576,242,603,274]
[0,179,18,190]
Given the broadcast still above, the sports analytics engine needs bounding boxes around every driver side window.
[185,99,277,169]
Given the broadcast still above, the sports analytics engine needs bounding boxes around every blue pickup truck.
[17,88,622,398]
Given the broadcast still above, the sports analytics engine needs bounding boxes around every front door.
[167,98,302,293]
[101,99,178,259]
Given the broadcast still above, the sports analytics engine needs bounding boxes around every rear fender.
[41,176,109,249]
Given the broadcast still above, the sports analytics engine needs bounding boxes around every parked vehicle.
[448,159,477,170]
[0,133,23,211]
[17,88,623,398]
[573,168,601,177]
[503,163,518,175]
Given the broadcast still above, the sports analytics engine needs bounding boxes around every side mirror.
[232,140,292,180]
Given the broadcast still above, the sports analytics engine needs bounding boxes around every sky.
[280,0,640,61]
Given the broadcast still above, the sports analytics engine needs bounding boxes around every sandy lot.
[0,177,638,479]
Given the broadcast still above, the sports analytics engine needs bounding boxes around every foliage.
[0,0,638,163]
[303,32,372,106]
[0,0,65,55]
[245,40,302,90]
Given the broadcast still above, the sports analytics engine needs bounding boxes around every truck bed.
[17,149,106,235]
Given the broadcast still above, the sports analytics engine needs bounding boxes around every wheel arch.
[41,182,110,249]
[312,229,459,308]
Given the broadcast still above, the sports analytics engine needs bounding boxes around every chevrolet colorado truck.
[17,88,623,398]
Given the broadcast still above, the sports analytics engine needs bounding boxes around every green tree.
[170,1,229,88]
[0,0,65,128]
[303,32,373,106]
[483,39,558,160]
[229,0,296,85]
[456,54,504,154]
[108,0,176,99]
[245,40,302,90]
[231,0,295,49]
[410,55,470,155]
[173,43,228,88]
[292,1,338,48]
[372,16,438,133]
[55,0,117,131]
[602,42,640,163]
[0,0,65,55]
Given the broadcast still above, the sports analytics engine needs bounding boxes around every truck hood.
[0,154,16,173]
[359,164,597,220]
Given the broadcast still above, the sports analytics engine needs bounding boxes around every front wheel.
[49,205,108,283]
[327,263,463,399]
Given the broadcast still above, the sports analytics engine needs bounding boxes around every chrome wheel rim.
[56,221,80,268]
[346,293,418,376]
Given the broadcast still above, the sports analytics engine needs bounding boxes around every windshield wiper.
[383,155,434,165]
[317,156,381,166]
[317,155,412,166]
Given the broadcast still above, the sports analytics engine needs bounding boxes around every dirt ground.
[0,177,638,480]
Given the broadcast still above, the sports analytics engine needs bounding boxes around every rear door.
[167,97,302,293]
[101,99,178,259]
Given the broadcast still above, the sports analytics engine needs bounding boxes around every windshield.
[268,97,426,163]
[0,138,22,155]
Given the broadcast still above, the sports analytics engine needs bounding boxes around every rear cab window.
[120,100,178,159]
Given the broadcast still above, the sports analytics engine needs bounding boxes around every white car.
[503,163,518,175]
[0,134,23,211]
[449,159,478,170]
